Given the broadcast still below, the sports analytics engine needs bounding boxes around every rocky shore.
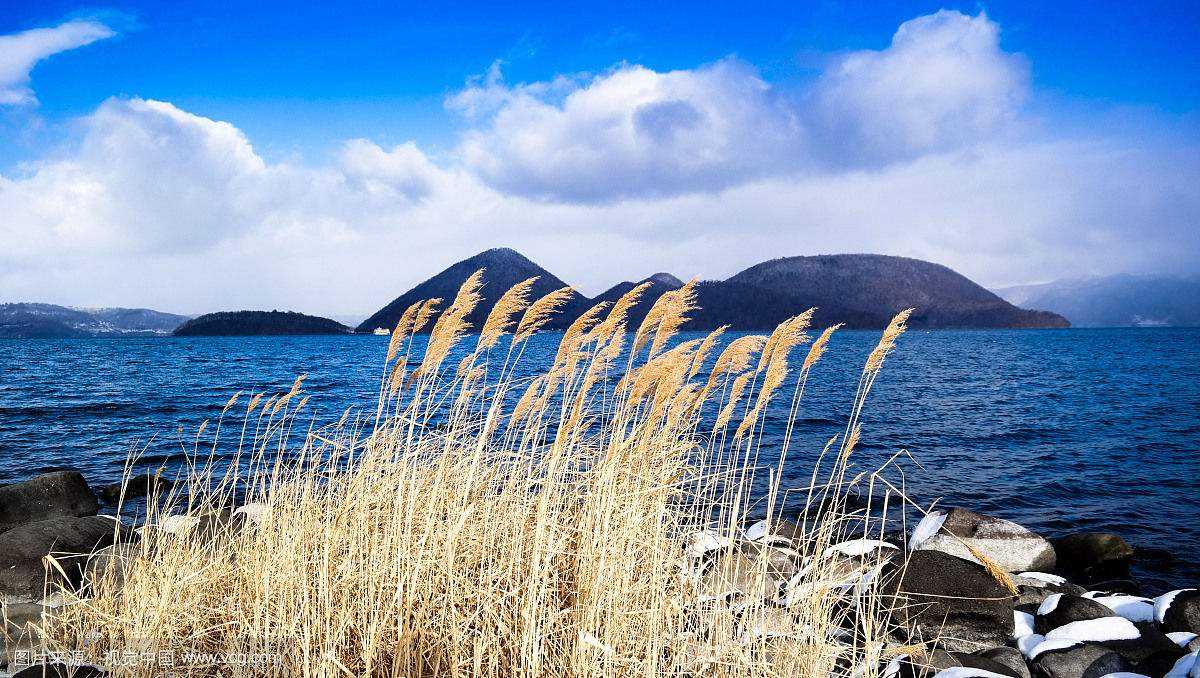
[2,471,1197,677]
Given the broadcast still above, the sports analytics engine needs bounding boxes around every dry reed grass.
[37,273,922,678]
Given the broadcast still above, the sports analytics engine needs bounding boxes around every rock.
[1167,631,1200,652]
[1157,589,1200,634]
[2,602,53,634]
[744,517,806,543]
[882,550,1015,652]
[1034,594,1113,635]
[1028,642,1131,678]
[146,508,235,542]
[739,541,800,581]
[96,472,173,505]
[911,508,1056,573]
[976,647,1030,678]
[1053,533,1134,584]
[0,516,121,604]
[892,648,1023,678]
[83,542,141,592]
[700,547,782,600]
[737,603,796,640]
[10,664,107,677]
[0,473,99,535]
[1012,575,1087,612]
[1164,651,1198,678]
[1105,621,1187,666]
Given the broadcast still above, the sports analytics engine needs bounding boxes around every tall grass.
[43,273,913,677]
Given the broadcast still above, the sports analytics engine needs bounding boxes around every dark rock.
[11,664,107,677]
[882,550,1015,652]
[1159,589,1200,634]
[83,542,141,591]
[1034,594,1113,635]
[1103,621,1186,665]
[894,649,1023,678]
[0,516,121,603]
[1053,533,1134,584]
[1134,648,1189,676]
[976,646,1031,678]
[912,508,1056,573]
[96,472,174,505]
[1013,576,1087,612]
[0,472,99,535]
[1028,642,1131,678]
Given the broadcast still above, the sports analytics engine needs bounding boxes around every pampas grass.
[37,273,922,678]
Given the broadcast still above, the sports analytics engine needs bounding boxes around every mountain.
[174,311,351,336]
[683,254,1069,330]
[356,248,591,333]
[0,303,190,338]
[359,249,1067,333]
[590,273,684,330]
[994,274,1200,327]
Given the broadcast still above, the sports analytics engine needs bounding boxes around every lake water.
[1,328,1197,588]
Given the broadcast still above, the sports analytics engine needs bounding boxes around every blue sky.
[0,1,1197,314]
[4,0,1198,162]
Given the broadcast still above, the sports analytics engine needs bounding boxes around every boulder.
[83,542,142,592]
[882,550,1015,652]
[1012,574,1086,612]
[975,647,1030,678]
[1104,621,1187,666]
[0,516,121,604]
[700,547,782,601]
[10,664,107,677]
[911,508,1056,573]
[96,472,174,505]
[1033,594,1113,635]
[0,473,98,535]
[1053,533,1134,584]
[892,648,1023,678]
[1157,589,1200,634]
[1028,642,1131,678]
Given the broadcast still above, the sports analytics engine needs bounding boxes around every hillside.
[356,248,591,333]
[685,254,1069,330]
[174,311,351,336]
[994,274,1200,327]
[0,303,190,338]
[589,273,684,330]
[359,249,1068,333]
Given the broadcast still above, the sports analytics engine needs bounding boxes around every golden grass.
[39,273,921,678]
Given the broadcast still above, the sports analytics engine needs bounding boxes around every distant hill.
[356,248,591,333]
[684,254,1069,330]
[174,311,351,336]
[994,274,1200,327]
[590,273,684,330]
[0,303,190,338]
[359,249,1067,333]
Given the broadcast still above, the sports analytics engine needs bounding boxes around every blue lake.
[1,328,1197,588]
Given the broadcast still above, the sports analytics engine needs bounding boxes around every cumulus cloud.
[453,58,804,202]
[809,10,1028,166]
[448,10,1027,202]
[0,10,1195,316]
[0,19,115,105]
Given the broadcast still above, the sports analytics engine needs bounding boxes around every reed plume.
[515,285,575,342]
[480,276,538,349]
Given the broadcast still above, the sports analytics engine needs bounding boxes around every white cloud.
[0,19,115,106]
[453,58,805,202]
[0,10,1195,316]
[809,10,1028,166]
[449,10,1028,203]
